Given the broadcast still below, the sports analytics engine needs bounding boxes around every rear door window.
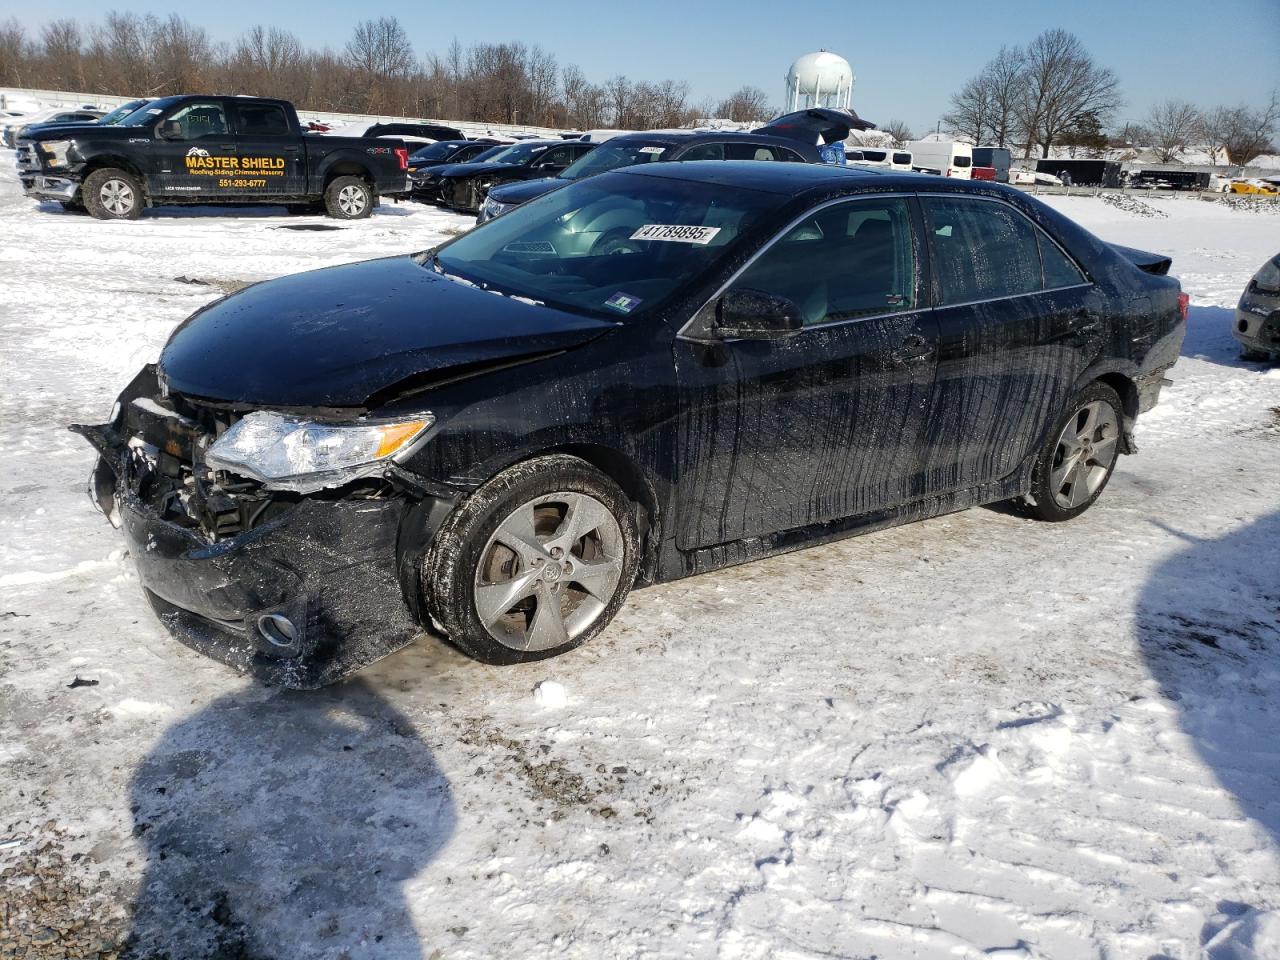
[923,196,1041,303]
[679,142,725,161]
[234,103,290,136]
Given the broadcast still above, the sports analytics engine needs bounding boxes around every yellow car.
[1230,180,1280,195]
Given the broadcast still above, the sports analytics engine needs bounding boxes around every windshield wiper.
[415,250,546,306]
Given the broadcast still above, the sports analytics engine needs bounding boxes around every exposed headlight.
[39,139,74,167]
[205,411,434,493]
[1253,257,1280,295]
[481,196,511,220]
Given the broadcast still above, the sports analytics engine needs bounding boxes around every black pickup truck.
[16,95,411,220]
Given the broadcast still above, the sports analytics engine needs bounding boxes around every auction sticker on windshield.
[630,224,721,245]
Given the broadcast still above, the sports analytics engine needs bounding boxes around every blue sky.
[15,0,1280,134]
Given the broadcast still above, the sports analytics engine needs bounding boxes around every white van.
[847,147,913,172]
[905,140,973,179]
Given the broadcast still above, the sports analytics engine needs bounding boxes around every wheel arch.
[1071,360,1141,455]
[81,154,146,185]
[322,160,375,188]
[538,442,661,585]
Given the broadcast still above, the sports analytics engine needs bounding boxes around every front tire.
[324,176,373,219]
[1018,383,1123,522]
[421,455,641,665]
[1240,348,1272,362]
[83,168,143,220]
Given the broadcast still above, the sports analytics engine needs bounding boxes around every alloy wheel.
[1050,399,1119,509]
[100,179,134,216]
[474,492,624,652]
[337,184,367,216]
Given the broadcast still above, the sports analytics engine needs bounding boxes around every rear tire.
[323,176,373,219]
[420,455,641,665]
[1017,383,1123,522]
[82,168,143,220]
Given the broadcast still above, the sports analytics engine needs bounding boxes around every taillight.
[394,147,408,171]
[1177,292,1189,322]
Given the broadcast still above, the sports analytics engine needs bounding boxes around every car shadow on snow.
[1136,510,1280,954]
[119,677,454,960]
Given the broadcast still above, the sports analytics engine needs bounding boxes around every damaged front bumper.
[71,372,451,688]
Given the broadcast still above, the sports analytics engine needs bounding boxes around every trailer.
[1034,158,1122,188]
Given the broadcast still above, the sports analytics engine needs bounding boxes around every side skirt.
[656,473,1027,582]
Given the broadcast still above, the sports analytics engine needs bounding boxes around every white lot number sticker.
[638,146,666,154]
[630,224,721,245]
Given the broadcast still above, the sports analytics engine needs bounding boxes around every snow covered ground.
[1,165,1278,960]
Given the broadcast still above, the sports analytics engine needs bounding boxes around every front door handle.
[890,333,932,363]
[219,143,236,151]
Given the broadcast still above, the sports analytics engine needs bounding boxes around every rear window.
[953,155,972,168]
[861,150,886,162]
[893,152,911,165]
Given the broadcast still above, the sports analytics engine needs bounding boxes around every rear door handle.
[890,333,933,363]
[283,146,300,154]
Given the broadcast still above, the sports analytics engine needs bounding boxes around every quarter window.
[730,198,918,326]
[923,196,1042,303]
[1039,233,1087,288]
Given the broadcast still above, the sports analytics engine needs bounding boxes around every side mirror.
[712,289,803,340]
[158,120,183,140]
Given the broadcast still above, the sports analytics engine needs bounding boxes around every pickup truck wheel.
[324,177,373,219]
[83,168,143,220]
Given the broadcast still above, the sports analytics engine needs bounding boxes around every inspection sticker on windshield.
[638,146,666,155]
[604,292,643,313]
[630,224,721,245]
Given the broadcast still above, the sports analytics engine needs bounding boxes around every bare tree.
[944,73,994,144]
[880,119,914,146]
[714,84,771,123]
[1196,106,1230,166]
[1215,90,1280,166]
[1145,99,1201,162]
[41,19,83,89]
[0,18,30,87]
[1014,28,1121,158]
[345,17,413,112]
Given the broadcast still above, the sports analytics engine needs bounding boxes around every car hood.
[434,161,520,179]
[159,255,619,409]
[488,177,566,204]
[26,122,114,141]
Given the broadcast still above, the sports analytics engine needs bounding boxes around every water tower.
[784,50,854,112]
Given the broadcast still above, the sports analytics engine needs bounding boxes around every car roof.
[605,130,815,148]
[616,159,1016,197]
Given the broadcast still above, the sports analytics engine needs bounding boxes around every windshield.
[560,141,673,181]
[99,101,146,125]
[411,141,474,162]
[428,171,787,319]
[116,96,183,127]
[482,141,556,165]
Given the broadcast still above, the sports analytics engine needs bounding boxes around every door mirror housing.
[712,289,803,340]
[158,120,182,140]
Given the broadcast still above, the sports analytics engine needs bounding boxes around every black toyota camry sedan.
[75,162,1187,687]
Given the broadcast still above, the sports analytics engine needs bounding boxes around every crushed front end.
[72,366,442,688]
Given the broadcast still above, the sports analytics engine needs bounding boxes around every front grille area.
[121,391,394,542]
